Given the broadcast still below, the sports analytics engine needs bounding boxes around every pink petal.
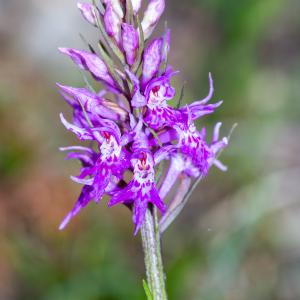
[77,2,99,26]
[142,38,163,86]
[141,0,165,39]
[59,48,114,86]
[104,4,121,43]
[121,23,139,66]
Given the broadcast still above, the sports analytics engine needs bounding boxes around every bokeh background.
[1,0,300,299]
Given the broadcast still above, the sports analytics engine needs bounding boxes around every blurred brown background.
[1,0,300,299]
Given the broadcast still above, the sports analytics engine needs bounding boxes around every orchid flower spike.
[57,0,229,235]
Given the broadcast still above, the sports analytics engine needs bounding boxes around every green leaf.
[97,42,125,92]
[126,0,134,25]
[79,33,96,54]
[132,15,144,73]
[159,22,169,75]
[77,98,93,128]
[142,280,153,300]
[143,122,162,147]
[176,82,186,108]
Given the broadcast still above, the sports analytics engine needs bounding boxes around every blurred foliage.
[0,0,300,299]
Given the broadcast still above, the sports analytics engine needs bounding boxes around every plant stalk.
[141,208,168,300]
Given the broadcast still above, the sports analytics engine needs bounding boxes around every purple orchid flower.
[107,118,167,234]
[77,2,99,26]
[128,63,221,131]
[159,121,228,199]
[143,67,178,129]
[109,149,166,235]
[58,0,230,235]
[59,114,132,228]
[105,116,186,234]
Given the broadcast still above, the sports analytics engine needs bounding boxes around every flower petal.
[213,159,228,172]
[102,0,124,19]
[142,38,163,87]
[150,188,166,214]
[212,122,222,143]
[60,113,93,140]
[77,2,99,26]
[183,100,223,121]
[59,48,115,87]
[65,152,94,165]
[125,68,146,107]
[59,145,94,154]
[133,198,148,235]
[159,155,183,199]
[141,0,165,40]
[57,84,121,120]
[71,175,94,185]
[104,4,121,43]
[108,185,133,207]
[121,23,139,66]
[59,185,94,230]
[131,0,142,14]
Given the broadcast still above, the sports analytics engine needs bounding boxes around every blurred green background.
[1,0,300,299]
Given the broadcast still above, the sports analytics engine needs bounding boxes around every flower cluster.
[58,0,228,234]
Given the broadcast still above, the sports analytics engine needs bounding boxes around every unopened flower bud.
[141,0,165,39]
[77,2,99,26]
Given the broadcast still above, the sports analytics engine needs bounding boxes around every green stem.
[141,208,168,300]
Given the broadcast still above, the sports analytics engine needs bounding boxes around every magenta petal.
[104,4,121,43]
[133,198,148,235]
[59,146,94,153]
[154,145,175,165]
[177,73,222,121]
[141,0,165,39]
[211,137,228,154]
[102,0,124,19]
[60,113,93,141]
[77,2,99,26]
[58,48,114,87]
[66,152,94,165]
[71,175,94,185]
[93,164,112,202]
[213,159,228,172]
[212,122,222,143]
[125,68,146,107]
[142,38,163,87]
[108,185,133,207]
[182,100,223,121]
[121,23,139,66]
[132,90,147,107]
[57,84,120,120]
[196,72,214,105]
[150,188,166,214]
[59,185,94,230]
[159,156,182,199]
[58,84,102,111]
